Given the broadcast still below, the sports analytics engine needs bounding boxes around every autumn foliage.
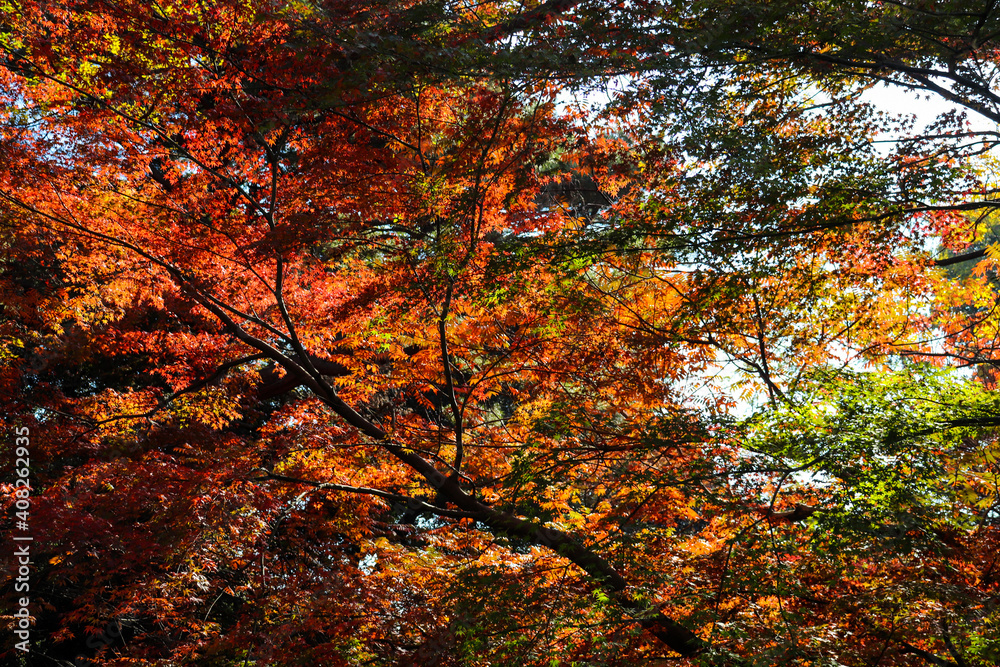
[3,1,1000,666]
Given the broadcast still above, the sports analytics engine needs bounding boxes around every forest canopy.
[3,1,1000,665]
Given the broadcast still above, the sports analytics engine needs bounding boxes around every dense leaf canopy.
[3,1,1000,665]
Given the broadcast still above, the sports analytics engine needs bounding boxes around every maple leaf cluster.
[2,1,1000,666]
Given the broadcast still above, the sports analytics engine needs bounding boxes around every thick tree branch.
[934,248,988,266]
[438,282,465,474]
[257,471,480,520]
[900,641,959,667]
[752,502,818,524]
[482,0,583,42]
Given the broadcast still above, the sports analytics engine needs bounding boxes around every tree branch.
[900,641,959,667]
[934,248,988,266]
[257,471,480,520]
